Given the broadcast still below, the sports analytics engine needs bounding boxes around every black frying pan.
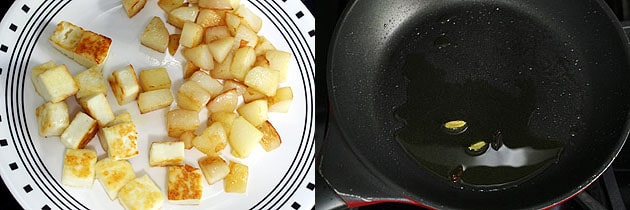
[322,0,630,209]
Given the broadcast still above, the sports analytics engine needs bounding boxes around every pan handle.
[316,112,431,209]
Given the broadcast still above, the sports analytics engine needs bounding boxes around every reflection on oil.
[396,53,565,189]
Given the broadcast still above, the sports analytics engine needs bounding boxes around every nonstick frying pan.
[321,0,630,209]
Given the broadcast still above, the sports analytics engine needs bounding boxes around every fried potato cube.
[167,109,200,137]
[204,26,231,44]
[198,156,229,185]
[224,161,248,193]
[189,71,223,97]
[31,61,58,97]
[60,112,98,149]
[183,44,215,70]
[254,55,270,68]
[141,16,169,53]
[36,101,70,137]
[207,36,234,63]
[177,80,212,111]
[74,65,107,99]
[118,175,165,210]
[49,21,112,68]
[258,121,281,152]
[78,93,115,127]
[207,89,238,113]
[95,158,136,200]
[230,46,255,81]
[254,36,276,56]
[192,122,227,156]
[243,87,266,103]
[122,0,146,18]
[183,60,200,79]
[233,24,258,49]
[158,0,185,12]
[181,22,204,48]
[168,164,204,205]
[225,12,241,35]
[268,86,293,113]
[179,131,195,150]
[109,65,140,105]
[221,80,247,95]
[168,34,181,56]
[228,116,263,158]
[244,66,279,97]
[99,121,139,160]
[34,64,78,103]
[209,111,236,135]
[61,149,97,188]
[237,99,268,127]
[197,9,223,28]
[138,89,174,114]
[167,5,199,29]
[150,141,185,167]
[199,0,235,10]
[139,67,171,91]
[211,52,235,80]
[235,4,262,32]
[265,50,291,82]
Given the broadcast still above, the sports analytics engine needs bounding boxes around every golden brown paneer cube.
[168,164,204,205]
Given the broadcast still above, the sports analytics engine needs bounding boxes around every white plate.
[0,0,314,209]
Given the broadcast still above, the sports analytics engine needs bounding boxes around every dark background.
[0,0,313,209]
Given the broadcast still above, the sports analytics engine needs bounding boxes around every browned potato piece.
[237,99,268,127]
[244,66,279,97]
[268,86,293,113]
[122,0,146,18]
[243,87,266,103]
[258,121,281,152]
[167,109,200,137]
[209,111,236,135]
[221,80,247,95]
[235,4,262,32]
[198,156,229,185]
[211,52,235,80]
[192,122,227,156]
[141,17,169,53]
[207,37,234,63]
[139,68,171,91]
[168,34,181,56]
[183,44,214,70]
[224,161,248,193]
[180,131,195,150]
[197,9,223,28]
[158,0,185,12]
[205,26,231,43]
[184,61,200,79]
[177,80,212,111]
[228,116,263,158]
[180,22,204,48]
[189,71,223,97]
[199,0,234,10]
[230,46,255,81]
[207,89,238,113]
[167,6,199,29]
